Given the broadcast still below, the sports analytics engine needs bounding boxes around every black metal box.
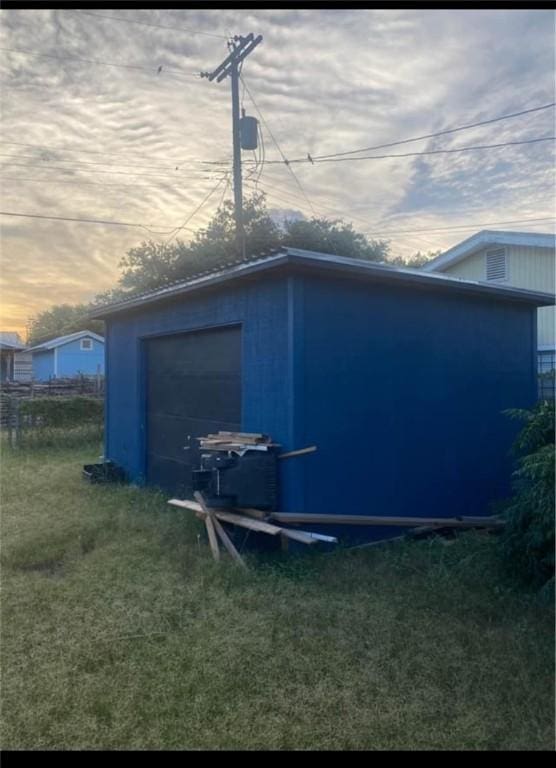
[192,448,279,510]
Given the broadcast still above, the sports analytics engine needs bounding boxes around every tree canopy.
[116,192,390,294]
[26,303,105,347]
[27,193,439,341]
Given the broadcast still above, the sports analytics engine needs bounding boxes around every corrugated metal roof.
[422,230,556,272]
[89,246,555,319]
[26,330,104,352]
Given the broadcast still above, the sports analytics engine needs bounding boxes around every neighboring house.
[422,231,555,397]
[91,247,552,539]
[0,332,27,382]
[27,330,105,381]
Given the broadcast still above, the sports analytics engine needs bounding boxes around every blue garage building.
[91,248,553,537]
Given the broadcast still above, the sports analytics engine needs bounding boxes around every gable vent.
[485,248,507,281]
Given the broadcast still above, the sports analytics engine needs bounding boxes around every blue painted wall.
[297,274,537,539]
[104,269,538,540]
[105,275,298,493]
[32,337,104,381]
[56,337,104,377]
[32,349,54,381]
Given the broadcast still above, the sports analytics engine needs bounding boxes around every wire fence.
[0,376,104,448]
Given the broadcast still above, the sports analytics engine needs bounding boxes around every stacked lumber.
[198,430,280,452]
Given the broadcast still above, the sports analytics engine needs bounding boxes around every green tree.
[28,193,390,335]
[388,250,441,268]
[500,401,555,593]
[116,192,389,294]
[27,303,104,346]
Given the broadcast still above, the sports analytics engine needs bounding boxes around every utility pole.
[201,33,262,258]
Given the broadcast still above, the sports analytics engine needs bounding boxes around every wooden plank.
[234,507,270,520]
[213,510,282,536]
[168,498,204,515]
[204,515,221,561]
[194,492,248,570]
[168,498,279,534]
[217,431,268,440]
[278,445,317,459]
[278,528,318,545]
[211,515,248,570]
[279,528,338,544]
[269,512,505,529]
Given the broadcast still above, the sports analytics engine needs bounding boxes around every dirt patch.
[80,534,96,555]
[18,557,65,578]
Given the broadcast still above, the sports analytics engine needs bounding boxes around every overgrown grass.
[1,423,103,451]
[1,445,554,750]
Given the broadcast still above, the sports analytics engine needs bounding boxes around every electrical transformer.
[240,115,258,151]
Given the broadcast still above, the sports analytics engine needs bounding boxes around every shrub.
[500,401,555,592]
[18,396,103,428]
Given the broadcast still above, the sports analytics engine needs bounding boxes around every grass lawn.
[1,443,554,750]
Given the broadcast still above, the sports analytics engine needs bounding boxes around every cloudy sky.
[0,7,554,337]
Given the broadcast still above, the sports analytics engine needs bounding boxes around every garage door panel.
[145,326,242,496]
[146,455,192,498]
[147,374,240,421]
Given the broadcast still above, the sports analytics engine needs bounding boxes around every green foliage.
[388,250,441,268]
[28,193,390,328]
[27,304,104,346]
[500,401,555,592]
[19,397,103,428]
[115,192,389,294]
[505,400,556,455]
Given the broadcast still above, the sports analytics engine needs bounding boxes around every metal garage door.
[145,325,242,496]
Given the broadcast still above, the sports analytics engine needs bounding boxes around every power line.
[358,216,556,238]
[233,135,555,166]
[0,45,200,78]
[0,152,212,174]
[291,101,556,162]
[244,177,379,229]
[165,175,229,244]
[308,136,556,164]
[239,75,317,215]
[0,160,222,180]
[0,175,217,190]
[241,179,554,238]
[76,10,228,40]
[0,139,206,166]
[0,210,184,234]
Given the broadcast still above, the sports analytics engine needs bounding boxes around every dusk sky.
[0,7,554,337]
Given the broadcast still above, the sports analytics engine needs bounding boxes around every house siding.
[298,274,537,538]
[13,351,32,381]
[104,275,299,499]
[442,245,555,349]
[32,349,54,381]
[103,266,539,541]
[56,337,104,377]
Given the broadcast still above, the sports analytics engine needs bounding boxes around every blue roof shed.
[91,248,554,540]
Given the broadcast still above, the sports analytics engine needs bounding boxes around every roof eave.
[89,249,554,320]
[89,253,291,319]
[423,230,556,272]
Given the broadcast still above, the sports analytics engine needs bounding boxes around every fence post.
[96,364,101,396]
[10,397,20,448]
